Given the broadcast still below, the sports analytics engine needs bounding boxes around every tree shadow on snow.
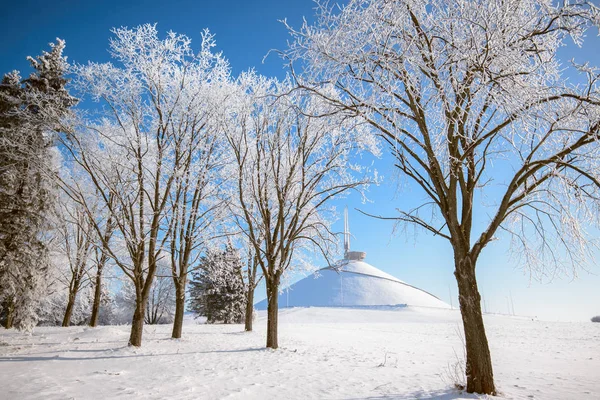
[0,347,266,363]
[346,388,484,400]
[3,346,129,357]
[3,339,127,347]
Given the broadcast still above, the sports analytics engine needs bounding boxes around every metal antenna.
[344,206,350,257]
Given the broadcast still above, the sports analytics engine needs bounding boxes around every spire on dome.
[343,207,366,261]
[344,206,350,256]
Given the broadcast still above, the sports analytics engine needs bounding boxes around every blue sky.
[2,0,599,321]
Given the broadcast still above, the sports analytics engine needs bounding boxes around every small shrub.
[592,316,600,323]
[443,349,466,391]
[441,326,466,391]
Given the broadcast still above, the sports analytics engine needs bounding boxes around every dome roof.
[254,259,450,310]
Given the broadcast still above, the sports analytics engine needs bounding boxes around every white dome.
[255,260,450,310]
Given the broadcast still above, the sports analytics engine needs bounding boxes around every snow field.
[0,307,598,399]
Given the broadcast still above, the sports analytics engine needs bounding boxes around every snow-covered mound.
[255,260,450,310]
[267,305,460,324]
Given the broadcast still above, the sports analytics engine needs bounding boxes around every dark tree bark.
[265,275,280,349]
[129,298,146,346]
[171,278,186,339]
[89,266,103,327]
[4,310,14,329]
[455,254,495,395]
[245,285,255,332]
[62,291,77,327]
[3,298,14,329]
[62,273,84,327]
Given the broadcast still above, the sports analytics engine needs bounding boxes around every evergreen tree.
[0,39,77,331]
[189,245,246,324]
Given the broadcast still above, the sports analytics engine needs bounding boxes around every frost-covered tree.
[89,198,115,328]
[36,274,94,327]
[242,247,261,331]
[0,39,76,331]
[113,262,176,325]
[54,198,95,326]
[62,24,229,346]
[161,32,230,337]
[189,244,246,324]
[34,171,110,328]
[112,278,137,325]
[222,72,378,348]
[56,155,117,328]
[286,0,600,393]
[145,264,176,325]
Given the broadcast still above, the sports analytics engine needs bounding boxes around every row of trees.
[2,0,599,395]
[0,25,375,350]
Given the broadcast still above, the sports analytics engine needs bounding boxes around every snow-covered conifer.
[0,39,76,331]
[189,245,246,324]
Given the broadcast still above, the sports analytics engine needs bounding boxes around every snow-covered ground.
[1,307,598,399]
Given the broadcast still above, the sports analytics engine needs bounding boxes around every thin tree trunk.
[172,279,186,339]
[3,299,14,329]
[454,254,496,395]
[146,294,158,325]
[129,297,146,347]
[89,268,103,327]
[91,206,114,328]
[245,285,255,332]
[266,277,279,349]
[62,292,77,327]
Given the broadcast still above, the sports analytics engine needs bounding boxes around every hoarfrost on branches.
[285,0,600,394]
[222,71,379,348]
[1,38,77,331]
[62,23,230,345]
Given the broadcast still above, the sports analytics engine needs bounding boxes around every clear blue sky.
[2,0,599,322]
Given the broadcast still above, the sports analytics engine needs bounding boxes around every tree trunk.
[245,285,255,332]
[129,297,146,347]
[454,254,496,395]
[89,268,103,327]
[266,278,279,349]
[171,280,186,339]
[62,292,76,327]
[3,299,14,329]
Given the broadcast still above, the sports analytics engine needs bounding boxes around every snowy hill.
[255,259,450,310]
[271,304,461,324]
